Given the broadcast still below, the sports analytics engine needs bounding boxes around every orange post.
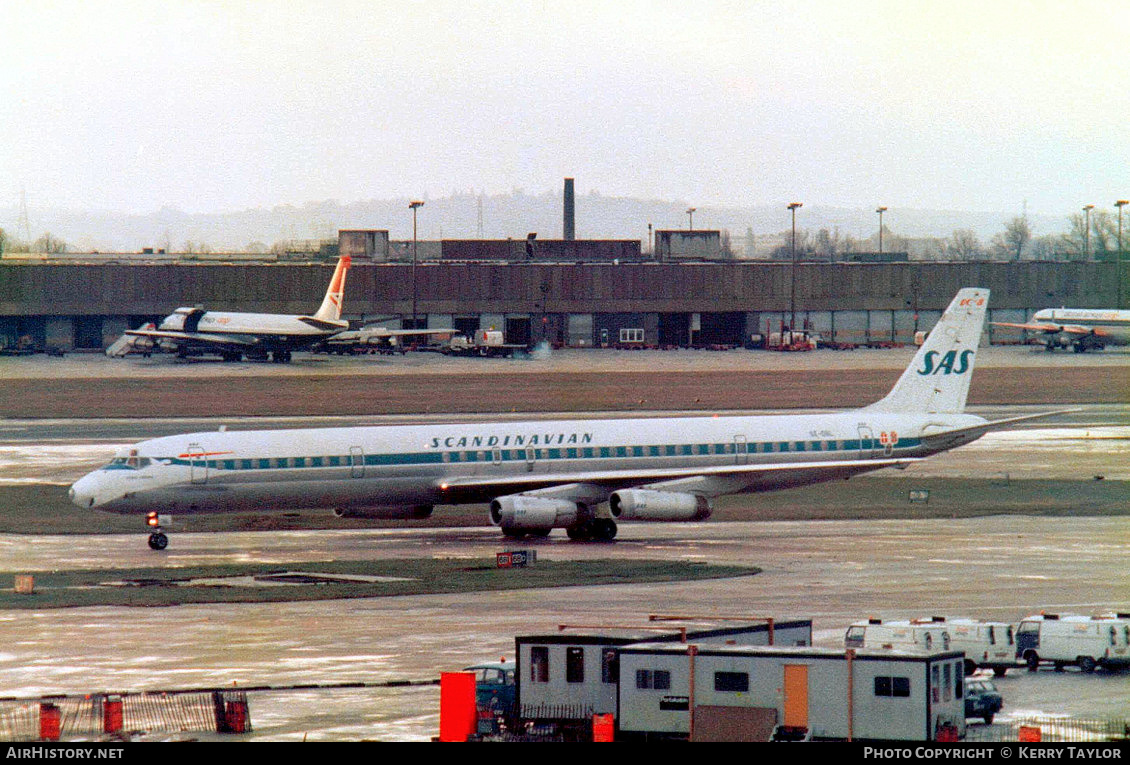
[592,714,615,742]
[439,671,477,742]
[39,703,61,741]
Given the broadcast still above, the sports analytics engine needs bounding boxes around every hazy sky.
[3,0,1128,217]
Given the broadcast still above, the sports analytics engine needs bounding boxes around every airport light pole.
[410,200,424,329]
[1083,204,1094,260]
[788,202,803,330]
[1117,200,1128,309]
[876,206,888,255]
[686,207,696,230]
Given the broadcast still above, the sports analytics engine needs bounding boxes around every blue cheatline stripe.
[158,437,922,471]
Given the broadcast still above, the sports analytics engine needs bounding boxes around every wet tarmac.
[0,515,1128,740]
[0,399,1127,739]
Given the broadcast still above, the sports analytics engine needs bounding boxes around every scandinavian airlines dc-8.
[71,288,1056,549]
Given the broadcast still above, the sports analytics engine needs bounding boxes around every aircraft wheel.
[501,528,526,539]
[528,528,551,538]
[592,519,618,541]
[566,522,592,541]
[148,532,168,551]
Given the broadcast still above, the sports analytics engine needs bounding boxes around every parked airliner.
[71,288,1056,549]
[993,308,1130,353]
[113,256,352,363]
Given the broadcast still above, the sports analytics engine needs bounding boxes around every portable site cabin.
[616,645,966,742]
[515,619,812,729]
[1016,613,1130,672]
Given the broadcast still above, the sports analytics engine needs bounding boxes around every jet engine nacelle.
[489,496,580,530]
[609,490,712,522]
[333,505,434,520]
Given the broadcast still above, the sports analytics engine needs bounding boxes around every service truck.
[845,618,952,654]
[1015,613,1130,672]
[917,617,1017,676]
[446,330,527,357]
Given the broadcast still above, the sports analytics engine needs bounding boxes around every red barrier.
[103,697,123,734]
[592,713,615,742]
[224,701,249,734]
[1019,725,1042,742]
[39,703,61,741]
[439,672,477,742]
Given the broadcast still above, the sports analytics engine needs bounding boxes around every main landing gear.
[146,511,169,550]
[565,518,618,542]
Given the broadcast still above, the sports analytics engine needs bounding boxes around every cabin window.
[845,626,865,648]
[601,649,619,684]
[635,669,670,690]
[530,647,549,683]
[875,676,911,698]
[954,665,963,699]
[1111,626,1118,646]
[714,672,749,693]
[988,626,996,645]
[943,664,952,702]
[566,647,584,684]
[932,665,941,703]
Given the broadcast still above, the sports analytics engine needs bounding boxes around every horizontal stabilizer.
[918,409,1079,450]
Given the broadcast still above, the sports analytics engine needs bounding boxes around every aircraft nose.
[69,476,98,509]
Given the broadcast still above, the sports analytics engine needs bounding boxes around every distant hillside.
[0,192,1067,253]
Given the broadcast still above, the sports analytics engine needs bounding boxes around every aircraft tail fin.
[313,256,351,322]
[865,287,989,414]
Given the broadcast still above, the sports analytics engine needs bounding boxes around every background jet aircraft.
[71,288,1060,550]
[117,256,351,363]
[317,324,454,354]
[993,308,1130,353]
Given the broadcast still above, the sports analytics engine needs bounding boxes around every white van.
[927,618,1017,676]
[1015,613,1130,672]
[845,619,951,654]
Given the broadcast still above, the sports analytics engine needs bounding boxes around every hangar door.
[696,312,745,347]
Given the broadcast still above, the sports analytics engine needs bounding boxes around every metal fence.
[0,691,250,741]
[966,716,1130,743]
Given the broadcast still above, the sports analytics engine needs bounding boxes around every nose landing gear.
[146,512,169,550]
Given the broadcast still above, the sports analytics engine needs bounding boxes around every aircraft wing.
[434,457,918,500]
[363,327,454,337]
[991,321,1064,334]
[125,328,258,348]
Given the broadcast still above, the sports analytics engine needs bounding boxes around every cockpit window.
[105,457,151,470]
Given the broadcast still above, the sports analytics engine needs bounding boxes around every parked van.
[1015,613,1130,672]
[845,619,951,654]
[922,617,1016,676]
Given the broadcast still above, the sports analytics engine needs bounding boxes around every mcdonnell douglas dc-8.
[116,256,352,363]
[992,308,1130,353]
[71,288,1057,550]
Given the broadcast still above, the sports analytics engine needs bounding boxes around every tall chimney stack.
[563,177,575,241]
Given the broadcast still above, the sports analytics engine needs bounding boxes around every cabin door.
[734,435,748,465]
[857,425,878,459]
[349,446,365,478]
[188,444,207,485]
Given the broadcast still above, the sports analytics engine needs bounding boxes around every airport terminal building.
[0,244,1121,351]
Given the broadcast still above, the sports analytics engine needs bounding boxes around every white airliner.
[115,256,352,363]
[71,288,1057,550]
[993,308,1130,353]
